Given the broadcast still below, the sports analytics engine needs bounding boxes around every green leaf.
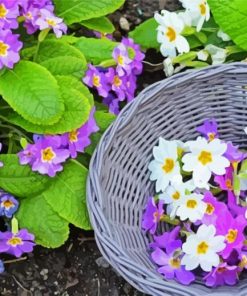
[194,31,208,44]
[36,40,86,63]
[74,37,118,64]
[81,16,115,33]
[54,0,125,25]
[183,60,209,68]
[173,52,197,64]
[187,35,203,49]
[17,194,69,248]
[0,61,64,125]
[129,18,159,50]
[240,159,247,172]
[44,160,91,230]
[6,76,91,134]
[40,56,86,78]
[208,0,247,50]
[0,155,50,198]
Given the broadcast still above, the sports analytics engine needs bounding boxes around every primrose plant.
[0,0,146,272]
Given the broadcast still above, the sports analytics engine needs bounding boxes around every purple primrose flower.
[0,0,19,30]
[142,197,164,234]
[196,119,218,141]
[112,43,132,77]
[0,29,22,69]
[0,229,35,258]
[0,194,19,218]
[215,165,233,191]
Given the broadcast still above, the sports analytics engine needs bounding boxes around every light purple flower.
[0,260,4,273]
[204,263,239,287]
[106,67,126,101]
[201,191,227,225]
[112,43,132,77]
[122,37,145,75]
[151,246,195,285]
[61,107,99,158]
[0,29,22,69]
[142,197,164,234]
[0,229,35,258]
[0,0,19,30]
[196,119,218,141]
[216,210,246,259]
[227,190,246,218]
[224,141,245,163]
[0,194,18,218]
[18,142,38,166]
[94,31,113,40]
[83,64,110,98]
[35,9,67,38]
[125,73,137,102]
[215,165,233,191]
[150,226,181,254]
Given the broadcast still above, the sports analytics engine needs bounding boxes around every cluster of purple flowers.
[83,38,145,115]
[18,107,99,177]
[0,189,35,273]
[142,119,247,287]
[0,0,67,70]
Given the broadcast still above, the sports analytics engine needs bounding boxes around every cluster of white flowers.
[155,0,230,74]
[148,136,229,223]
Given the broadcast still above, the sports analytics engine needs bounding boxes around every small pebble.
[119,17,130,31]
[95,256,110,268]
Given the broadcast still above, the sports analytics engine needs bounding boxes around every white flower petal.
[175,35,190,54]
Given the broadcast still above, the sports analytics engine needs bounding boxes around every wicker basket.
[87,63,247,296]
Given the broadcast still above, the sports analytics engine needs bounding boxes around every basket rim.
[87,62,247,296]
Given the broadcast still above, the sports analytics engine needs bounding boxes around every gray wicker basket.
[87,63,247,296]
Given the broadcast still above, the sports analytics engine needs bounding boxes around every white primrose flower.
[205,44,227,65]
[148,137,181,192]
[159,179,195,218]
[182,137,230,189]
[178,11,192,27]
[197,49,209,61]
[181,224,226,272]
[217,30,231,42]
[163,57,174,77]
[154,10,190,58]
[176,192,206,222]
[180,0,210,32]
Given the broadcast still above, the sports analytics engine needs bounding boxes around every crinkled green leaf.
[44,160,91,230]
[74,37,118,64]
[17,194,69,248]
[5,76,91,134]
[54,0,124,25]
[0,155,50,198]
[81,16,115,33]
[40,56,86,78]
[208,0,247,50]
[129,18,159,50]
[0,61,64,125]
[36,40,86,63]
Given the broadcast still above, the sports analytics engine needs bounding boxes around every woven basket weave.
[87,63,247,296]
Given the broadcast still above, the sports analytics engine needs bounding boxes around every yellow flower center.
[239,255,247,269]
[217,267,227,273]
[113,75,122,87]
[0,4,7,18]
[166,26,176,42]
[2,200,14,209]
[169,258,181,269]
[162,158,174,173]
[198,150,212,165]
[226,229,238,243]
[177,147,184,158]
[208,133,215,141]
[7,237,23,246]
[92,75,101,87]
[172,191,180,200]
[197,241,209,254]
[41,147,56,162]
[69,130,79,143]
[186,199,197,209]
[47,18,57,27]
[117,55,124,65]
[153,211,160,222]
[25,11,33,20]
[206,202,215,215]
[0,41,9,57]
[199,2,206,16]
[225,179,232,190]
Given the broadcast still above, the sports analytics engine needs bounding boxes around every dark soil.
[0,1,179,295]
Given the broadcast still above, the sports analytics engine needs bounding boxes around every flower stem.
[160,214,180,225]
